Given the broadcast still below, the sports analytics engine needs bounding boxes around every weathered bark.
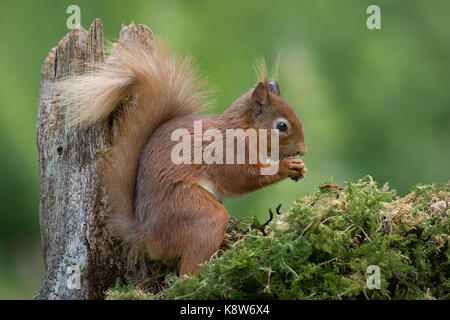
[35,19,158,300]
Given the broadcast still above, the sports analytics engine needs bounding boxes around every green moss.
[105,281,155,300]
[107,176,449,300]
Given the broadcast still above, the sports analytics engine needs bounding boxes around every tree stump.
[35,19,158,300]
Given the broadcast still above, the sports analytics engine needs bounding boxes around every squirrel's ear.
[252,82,269,106]
[268,80,280,96]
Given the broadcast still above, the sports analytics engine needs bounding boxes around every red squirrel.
[56,38,307,275]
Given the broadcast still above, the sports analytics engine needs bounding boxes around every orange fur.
[55,38,306,275]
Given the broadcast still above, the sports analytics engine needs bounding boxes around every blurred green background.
[0,0,449,299]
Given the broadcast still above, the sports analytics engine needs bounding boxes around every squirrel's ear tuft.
[252,82,269,106]
[268,80,280,96]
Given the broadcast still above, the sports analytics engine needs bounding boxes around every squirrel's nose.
[297,144,306,156]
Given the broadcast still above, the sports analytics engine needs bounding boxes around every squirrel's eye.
[277,122,288,132]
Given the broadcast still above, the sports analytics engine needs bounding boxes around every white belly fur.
[197,177,224,202]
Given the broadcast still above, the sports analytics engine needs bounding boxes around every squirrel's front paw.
[280,157,307,182]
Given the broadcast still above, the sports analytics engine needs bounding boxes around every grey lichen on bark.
[35,19,156,300]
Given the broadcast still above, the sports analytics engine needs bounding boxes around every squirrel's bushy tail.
[55,39,210,252]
